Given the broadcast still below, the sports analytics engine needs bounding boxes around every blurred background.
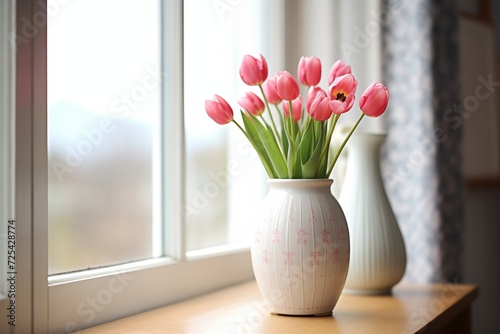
[458,1,500,333]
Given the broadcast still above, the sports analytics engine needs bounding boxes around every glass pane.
[47,0,161,274]
[184,0,269,251]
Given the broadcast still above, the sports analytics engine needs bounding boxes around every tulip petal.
[329,100,346,115]
[328,60,352,85]
[205,95,234,124]
[238,92,265,116]
[239,54,269,86]
[298,56,322,87]
[275,71,300,101]
[262,77,282,104]
[359,82,389,117]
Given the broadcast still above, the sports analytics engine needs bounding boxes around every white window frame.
[2,0,288,333]
[0,0,16,333]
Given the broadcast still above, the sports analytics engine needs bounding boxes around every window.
[7,0,282,332]
[47,0,163,275]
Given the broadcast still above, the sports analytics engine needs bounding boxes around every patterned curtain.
[382,0,464,283]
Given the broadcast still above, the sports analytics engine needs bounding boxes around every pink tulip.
[306,86,324,112]
[359,82,389,117]
[275,71,300,101]
[298,56,322,87]
[262,77,282,105]
[306,87,333,121]
[282,96,302,122]
[329,74,357,114]
[328,60,352,85]
[238,92,265,116]
[239,54,268,86]
[205,95,234,125]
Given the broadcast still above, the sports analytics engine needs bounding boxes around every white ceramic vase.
[339,132,406,294]
[251,179,350,316]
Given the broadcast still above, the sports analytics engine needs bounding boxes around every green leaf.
[240,112,277,178]
[296,119,314,164]
[316,123,329,178]
[300,121,325,178]
[281,124,289,157]
[286,139,298,178]
[246,112,289,178]
[276,106,289,154]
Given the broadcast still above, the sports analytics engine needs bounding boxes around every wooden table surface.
[80,280,478,334]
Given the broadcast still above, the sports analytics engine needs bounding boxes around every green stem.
[317,113,340,173]
[258,85,282,148]
[288,100,295,139]
[326,113,365,177]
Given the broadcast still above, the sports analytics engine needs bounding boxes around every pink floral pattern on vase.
[332,247,340,263]
[272,229,281,244]
[309,251,321,265]
[262,249,270,264]
[296,229,309,245]
[283,251,295,265]
[321,229,331,244]
[254,229,261,244]
[309,209,318,225]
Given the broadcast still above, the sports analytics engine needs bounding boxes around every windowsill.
[79,279,478,334]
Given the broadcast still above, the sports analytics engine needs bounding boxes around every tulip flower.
[359,82,389,118]
[238,92,265,116]
[205,94,234,125]
[306,87,333,121]
[282,96,302,122]
[239,54,268,86]
[275,71,300,101]
[205,54,390,180]
[262,77,282,105]
[329,74,357,114]
[298,56,322,87]
[328,60,352,85]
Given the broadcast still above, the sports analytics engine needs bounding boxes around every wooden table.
[80,280,478,334]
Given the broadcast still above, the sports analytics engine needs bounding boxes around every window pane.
[184,0,269,251]
[47,0,161,274]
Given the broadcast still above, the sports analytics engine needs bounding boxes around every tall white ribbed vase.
[339,132,406,294]
[251,179,350,316]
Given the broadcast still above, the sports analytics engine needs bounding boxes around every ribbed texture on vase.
[251,179,350,315]
[339,133,406,294]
